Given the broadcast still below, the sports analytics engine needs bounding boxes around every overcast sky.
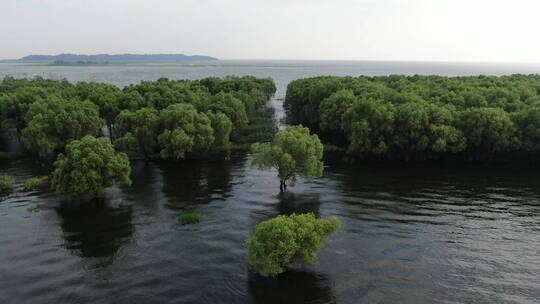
[1,0,540,62]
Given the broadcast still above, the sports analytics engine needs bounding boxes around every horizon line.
[2,54,540,65]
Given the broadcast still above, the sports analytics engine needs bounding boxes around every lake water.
[1,61,540,304]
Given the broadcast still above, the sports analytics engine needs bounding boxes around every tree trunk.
[280,180,284,192]
[143,149,149,164]
[107,123,114,141]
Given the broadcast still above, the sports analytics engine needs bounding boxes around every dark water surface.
[1,61,540,303]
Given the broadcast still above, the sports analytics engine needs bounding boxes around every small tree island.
[247,213,341,277]
[51,135,131,198]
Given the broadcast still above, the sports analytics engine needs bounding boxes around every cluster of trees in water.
[285,75,540,161]
[0,75,340,277]
[0,75,276,160]
[0,75,277,195]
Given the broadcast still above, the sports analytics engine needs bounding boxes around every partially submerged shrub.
[51,135,131,197]
[247,213,341,277]
[0,173,14,193]
[23,176,50,191]
[27,205,40,213]
[179,212,201,225]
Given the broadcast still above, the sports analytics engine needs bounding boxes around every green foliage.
[1,76,277,162]
[199,75,276,99]
[0,77,76,135]
[320,89,356,132]
[179,212,201,225]
[114,107,160,159]
[204,92,249,127]
[342,98,395,156]
[285,75,540,160]
[207,112,233,147]
[457,107,517,156]
[512,105,540,152]
[158,103,214,159]
[22,176,50,191]
[51,136,131,197]
[251,126,324,190]
[20,96,103,158]
[231,106,277,144]
[75,82,121,129]
[27,205,40,213]
[124,77,210,110]
[0,173,14,193]
[247,213,341,277]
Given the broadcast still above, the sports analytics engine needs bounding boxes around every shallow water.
[1,154,540,303]
[1,61,540,303]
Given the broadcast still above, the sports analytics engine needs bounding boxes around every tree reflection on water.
[56,199,133,261]
[248,269,336,304]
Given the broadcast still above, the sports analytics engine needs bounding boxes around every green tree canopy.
[0,173,14,194]
[319,89,356,133]
[341,98,394,157]
[20,96,103,158]
[207,112,233,147]
[284,74,540,160]
[247,213,341,277]
[251,125,323,191]
[392,101,466,159]
[512,105,540,153]
[204,92,249,127]
[51,135,131,197]
[114,107,160,159]
[457,107,517,157]
[158,103,214,159]
[75,82,122,136]
[0,77,76,136]
[0,76,277,162]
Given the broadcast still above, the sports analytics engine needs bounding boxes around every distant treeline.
[19,53,218,62]
[51,60,110,65]
[285,75,540,161]
[0,76,276,161]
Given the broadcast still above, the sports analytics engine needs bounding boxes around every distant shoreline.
[13,61,225,67]
[2,53,218,64]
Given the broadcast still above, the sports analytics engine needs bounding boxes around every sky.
[1,0,540,62]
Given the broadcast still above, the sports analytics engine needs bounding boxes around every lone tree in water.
[247,213,341,277]
[51,135,131,198]
[251,125,324,192]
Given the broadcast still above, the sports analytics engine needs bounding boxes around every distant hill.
[17,53,218,62]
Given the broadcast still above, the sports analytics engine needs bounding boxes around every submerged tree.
[22,176,50,191]
[51,135,131,197]
[251,125,324,192]
[0,173,14,194]
[247,213,341,277]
